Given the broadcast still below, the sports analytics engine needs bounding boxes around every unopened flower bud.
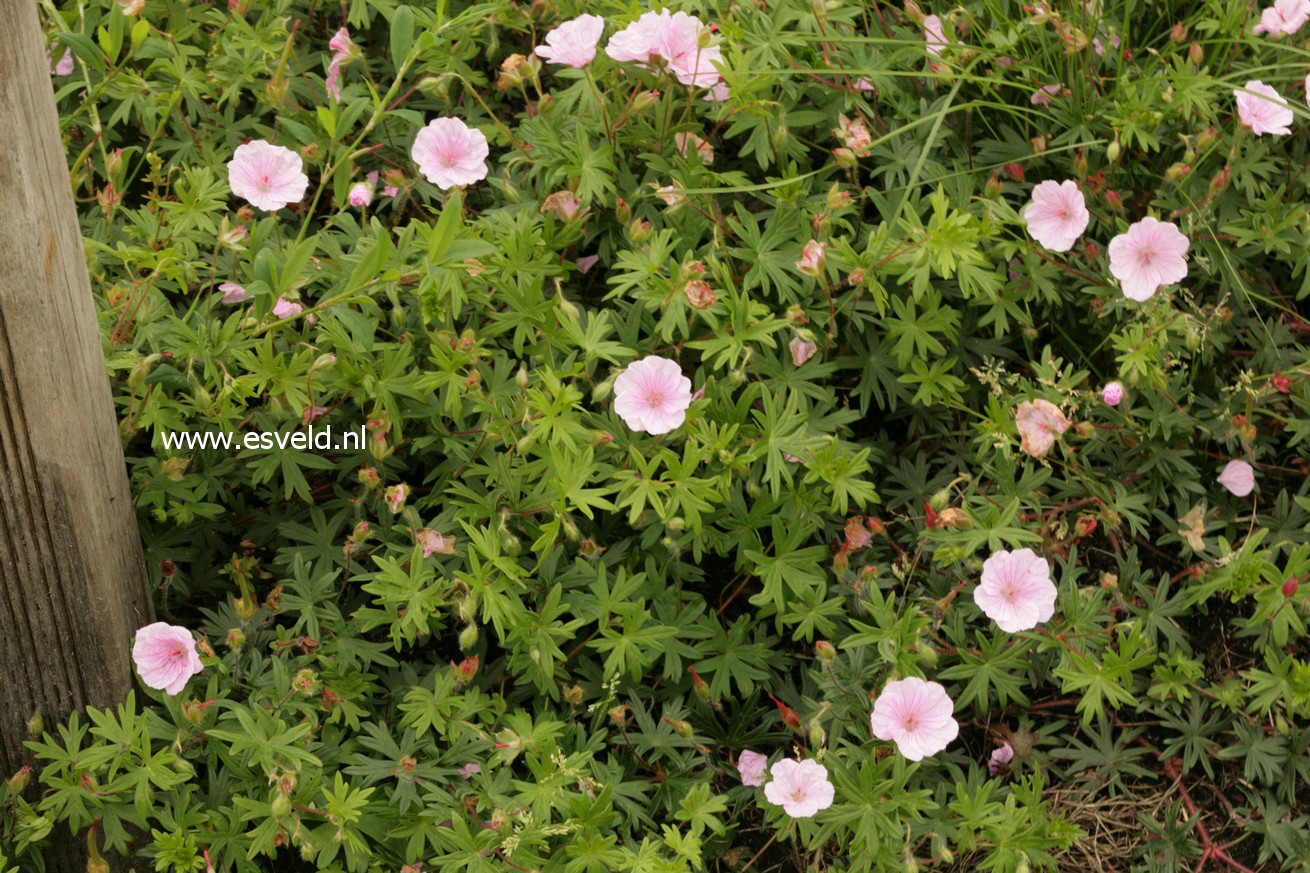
[270,793,292,819]
[7,766,31,795]
[627,218,653,243]
[1030,136,1046,154]
[985,172,1003,199]
[1003,163,1024,182]
[226,628,246,651]
[1197,126,1218,150]
[1188,42,1203,66]
[633,89,661,111]
[1073,149,1088,177]
[832,147,858,168]
[815,640,837,662]
[1169,22,1187,42]
[662,718,694,738]
[1284,576,1300,599]
[458,623,479,650]
[27,711,43,739]
[1106,140,1121,162]
[1166,162,1190,182]
[1104,190,1123,210]
[615,197,631,222]
[1209,166,1229,195]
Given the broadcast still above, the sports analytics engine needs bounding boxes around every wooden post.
[0,0,152,826]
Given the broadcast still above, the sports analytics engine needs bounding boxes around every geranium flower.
[605,9,726,90]
[870,677,959,760]
[412,117,489,189]
[535,14,605,67]
[50,47,74,76]
[540,190,587,221]
[790,337,818,366]
[922,15,948,56]
[762,759,835,818]
[974,548,1058,632]
[1108,217,1190,301]
[133,623,204,695]
[1023,180,1089,252]
[415,528,457,557]
[674,132,715,164]
[348,182,373,207]
[988,742,1015,775]
[1014,399,1071,458]
[272,297,303,319]
[458,763,481,779]
[227,141,309,212]
[795,240,826,277]
[325,27,358,100]
[1233,80,1293,136]
[385,483,409,513]
[1217,460,1256,497]
[613,356,693,434]
[1101,381,1124,406]
[1252,0,1310,35]
[218,282,250,303]
[1030,83,1061,106]
[737,750,767,787]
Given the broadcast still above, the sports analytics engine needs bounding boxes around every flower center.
[1058,210,1069,220]
[646,392,664,408]
[1139,248,1155,265]
[170,645,184,658]
[258,174,273,191]
[902,715,917,731]
[792,788,807,802]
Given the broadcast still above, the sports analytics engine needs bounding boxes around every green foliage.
[5,0,1310,870]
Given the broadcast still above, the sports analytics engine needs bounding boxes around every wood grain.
[0,2,153,866]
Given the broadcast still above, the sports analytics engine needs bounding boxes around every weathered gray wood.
[0,1,153,866]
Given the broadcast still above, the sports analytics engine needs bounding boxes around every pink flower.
[795,240,826,277]
[870,677,959,761]
[737,750,768,787]
[272,297,303,319]
[1023,180,1089,252]
[218,282,250,303]
[762,759,835,818]
[415,528,457,556]
[541,190,587,221]
[1217,460,1256,497]
[535,14,605,67]
[853,77,877,91]
[575,254,600,274]
[50,47,74,76]
[922,15,949,56]
[790,337,818,366]
[1093,34,1121,55]
[703,81,730,102]
[1030,83,1061,106]
[412,117,489,190]
[385,483,409,513]
[1234,80,1293,136]
[605,9,725,89]
[674,132,714,164]
[613,356,693,435]
[458,763,481,779]
[1014,399,1071,458]
[365,170,399,198]
[324,28,358,100]
[975,548,1058,632]
[988,742,1014,775]
[348,182,373,207]
[1253,0,1310,35]
[227,141,309,212]
[1108,217,1190,301]
[604,10,668,62]
[132,623,204,695]
[1101,381,1124,406]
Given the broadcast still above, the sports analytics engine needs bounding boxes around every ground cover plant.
[4,0,1310,870]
